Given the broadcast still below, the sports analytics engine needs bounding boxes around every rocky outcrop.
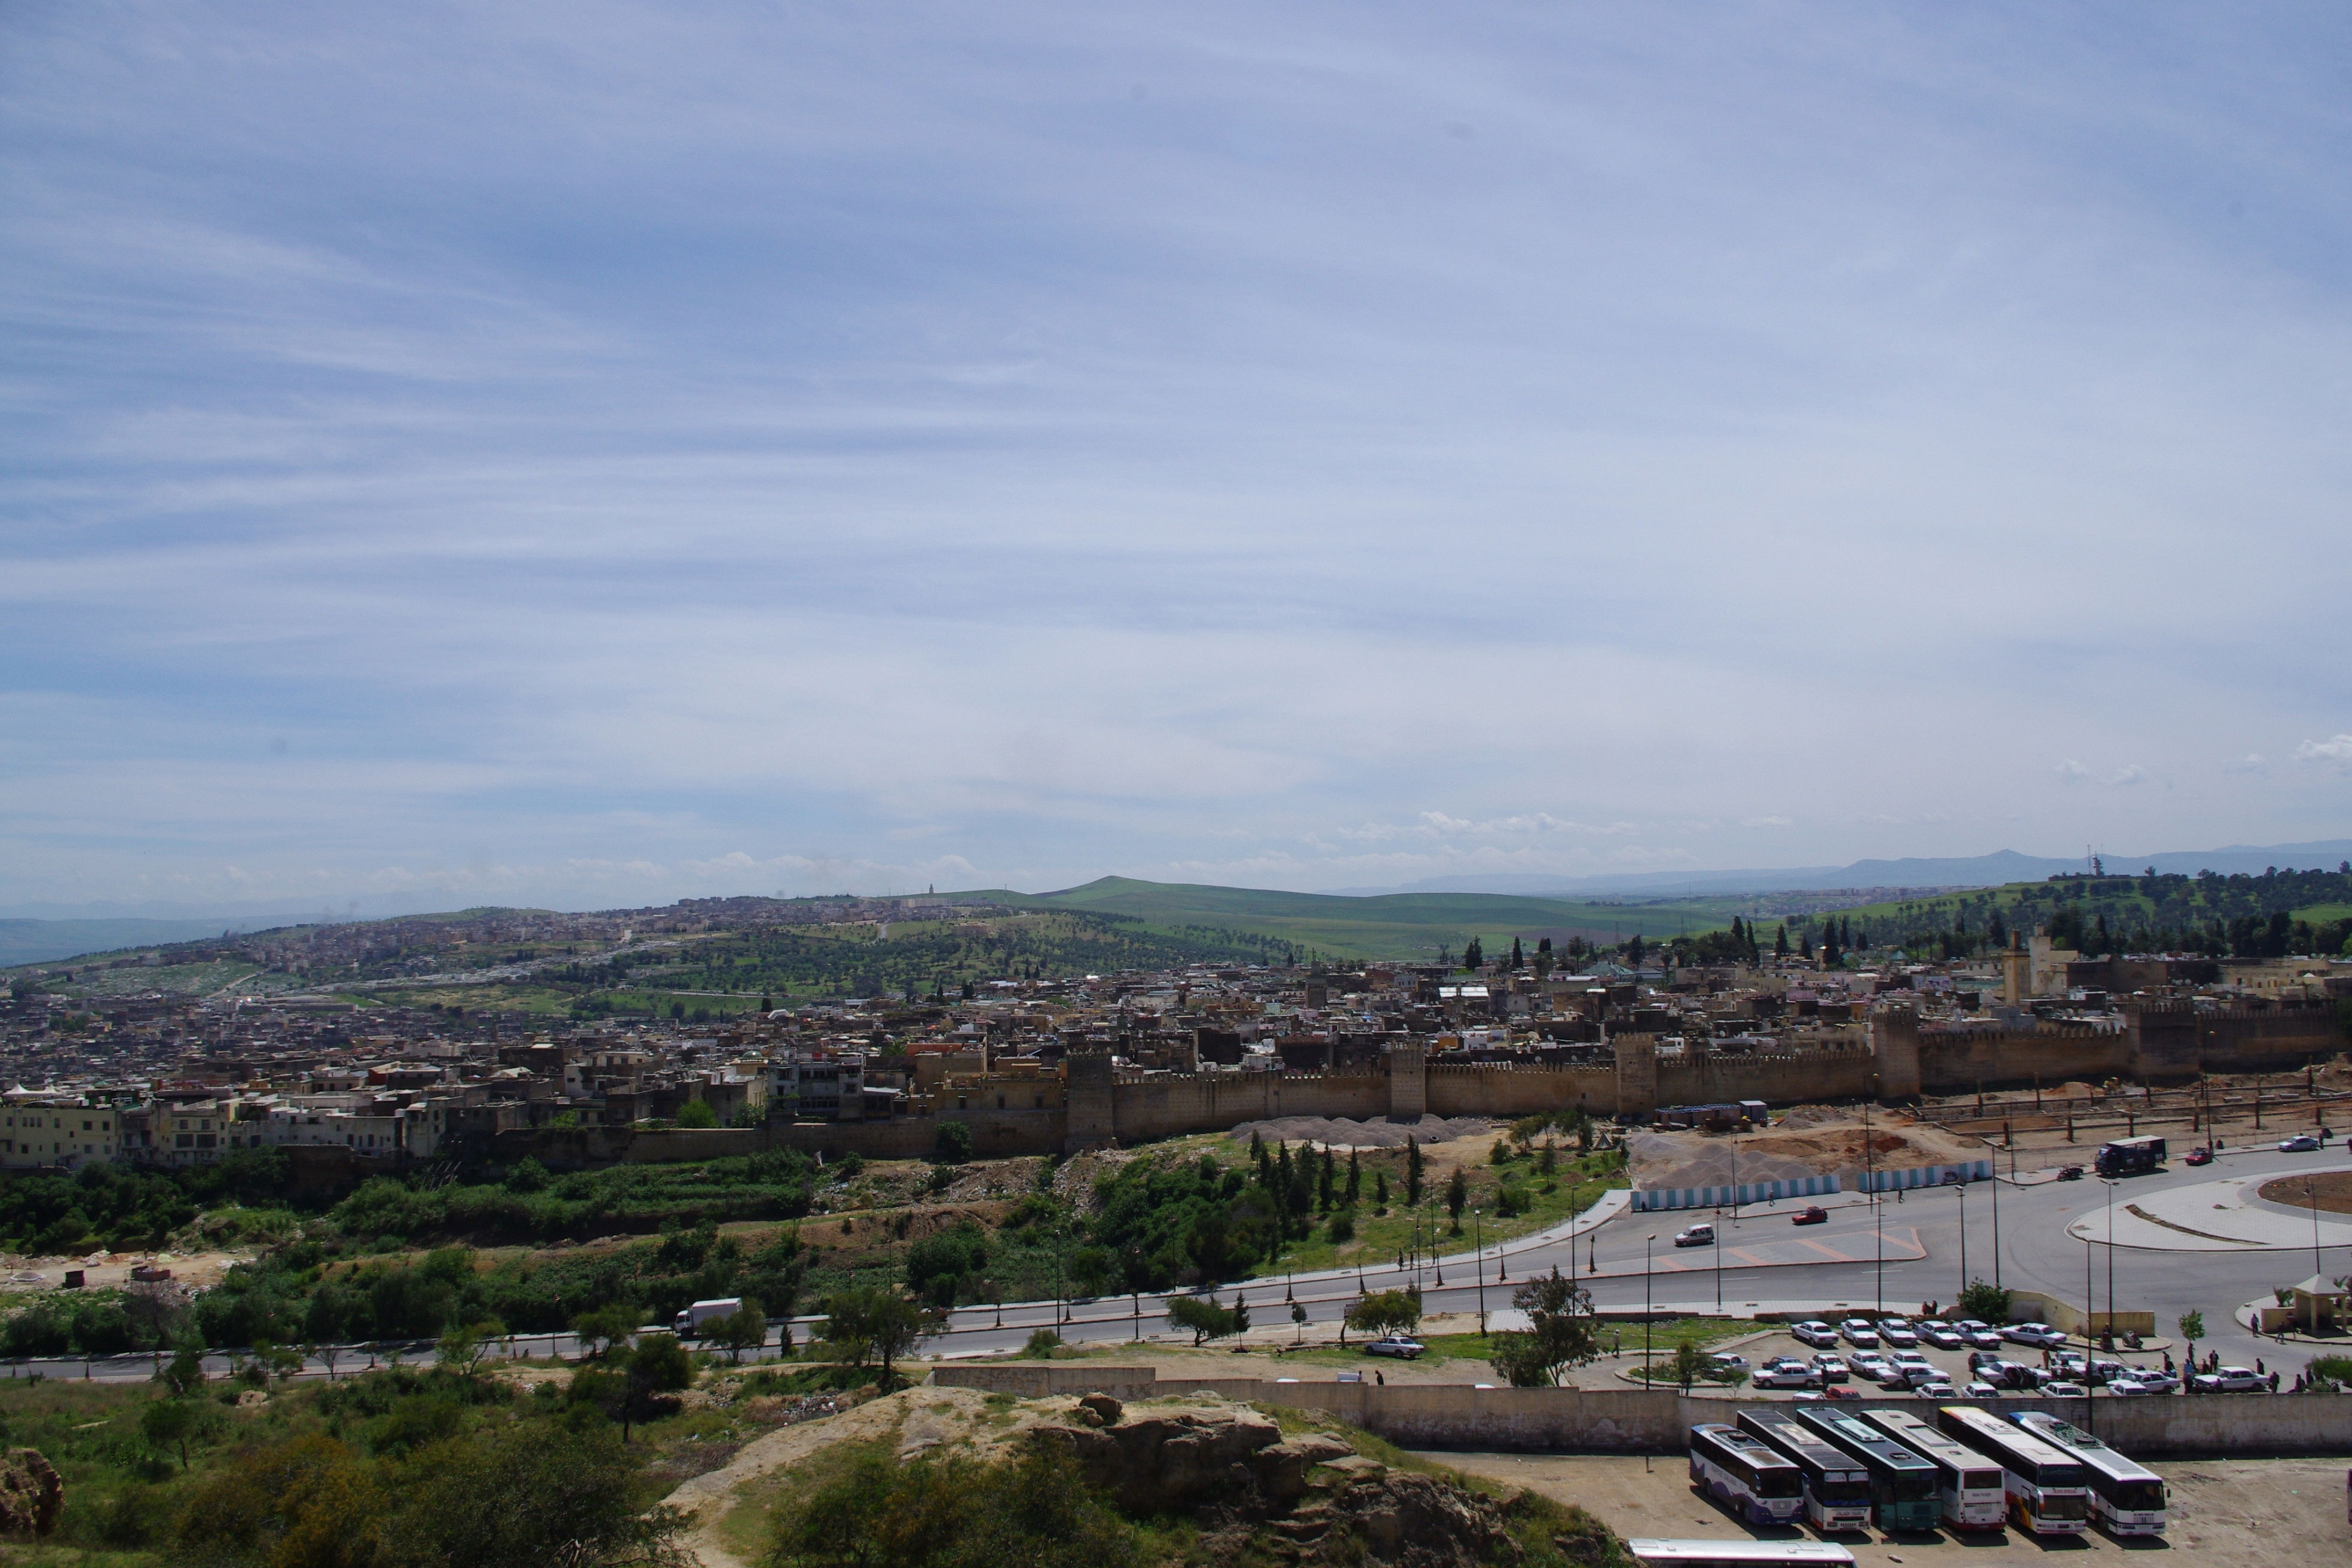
[1027,1400,1524,1568]
[0,1449,62,1538]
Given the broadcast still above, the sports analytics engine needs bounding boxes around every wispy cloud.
[4,3,2351,905]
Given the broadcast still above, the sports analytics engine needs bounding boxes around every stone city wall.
[932,1366,2352,1456]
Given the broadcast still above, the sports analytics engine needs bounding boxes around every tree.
[1374,1169,1389,1208]
[933,1119,974,1163]
[1405,1138,1425,1207]
[1318,1146,1337,1212]
[2178,1310,2205,1370]
[436,1320,503,1377]
[1774,924,1789,957]
[157,1344,206,1395]
[1343,1290,1422,1344]
[1446,1166,1469,1234]
[1627,933,1645,967]
[140,1395,224,1471]
[1957,1280,2010,1325]
[573,1303,639,1359]
[1462,936,1484,970]
[676,1098,719,1128]
[1509,936,1524,970]
[1487,1267,1601,1388]
[710,1300,768,1364]
[1166,1294,1239,1346]
[1345,1147,1361,1206]
[1670,1340,1705,1392]
[822,1287,933,1384]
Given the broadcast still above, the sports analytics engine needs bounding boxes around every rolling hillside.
[982,877,1725,961]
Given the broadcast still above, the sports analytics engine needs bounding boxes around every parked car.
[2106,1376,2159,1396]
[1821,1383,1864,1401]
[1710,1352,1750,1372]
[2121,1367,2179,1394]
[1873,1364,1914,1390]
[1792,1320,1841,1348]
[2002,1322,2068,1349]
[2057,1165,2084,1181]
[1673,1223,1716,1248]
[1810,1353,1850,1383]
[1916,1381,1957,1401]
[1892,1350,1934,1375]
[1878,1318,1919,1348]
[2192,1365,2267,1392]
[1791,1206,1829,1225]
[1840,1319,1881,1349]
[1753,1358,1820,1389]
[2044,1382,2090,1399]
[1848,1350,1892,1377]
[1919,1321,1965,1350]
[1364,1334,1425,1359]
[1962,1379,2001,1398]
[1954,1319,2004,1350]
[2279,1134,2322,1153]
[2183,1146,2214,1166]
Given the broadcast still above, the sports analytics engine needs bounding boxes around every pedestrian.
[2270,1371,2280,1393]
[1374,1370,1384,1386]
[2257,1358,2265,1376]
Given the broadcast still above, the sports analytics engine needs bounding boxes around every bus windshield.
[1888,1469,1939,1502]
[2037,1493,2090,1521]
[1756,1468,1804,1499]
[2110,1480,2166,1513]
[1817,1477,1872,1504]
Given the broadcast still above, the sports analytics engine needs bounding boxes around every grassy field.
[982,877,1729,961]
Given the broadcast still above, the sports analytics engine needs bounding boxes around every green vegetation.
[1813,864,2352,961]
[0,1359,695,1566]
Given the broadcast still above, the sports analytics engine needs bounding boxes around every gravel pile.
[1224,1114,1496,1149]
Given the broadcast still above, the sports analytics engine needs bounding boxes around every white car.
[1848,1350,1893,1377]
[1673,1223,1715,1248]
[2122,1368,2179,1394]
[2192,1365,2267,1392]
[1791,1320,1841,1349]
[1753,1358,1820,1389]
[1962,1380,2001,1399]
[1840,1319,1881,1349]
[2044,1382,2089,1399]
[2105,1377,2157,1396]
[1877,1318,1919,1348]
[1363,1334,1425,1359]
[1811,1353,1850,1383]
[2002,1322,2068,1349]
[1954,1319,2004,1350]
[1919,1321,1965,1350]
[1710,1352,1750,1371]
[1916,1381,1957,1400]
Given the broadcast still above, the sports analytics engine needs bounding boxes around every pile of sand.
[1630,1120,1982,1190]
[1226,1114,1496,1150]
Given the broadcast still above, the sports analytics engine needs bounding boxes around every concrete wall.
[932,1366,2352,1457]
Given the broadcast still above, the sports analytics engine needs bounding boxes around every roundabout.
[2067,1163,2352,1251]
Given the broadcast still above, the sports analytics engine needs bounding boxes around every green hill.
[972,876,1723,962]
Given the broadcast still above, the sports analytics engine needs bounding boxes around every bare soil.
[2258,1171,2352,1215]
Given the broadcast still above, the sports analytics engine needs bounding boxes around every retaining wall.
[1631,1175,1840,1212]
[930,1367,2352,1456]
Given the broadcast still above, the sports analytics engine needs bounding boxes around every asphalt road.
[10,1141,2344,1386]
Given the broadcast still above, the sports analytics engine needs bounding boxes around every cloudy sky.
[5,2,2350,912]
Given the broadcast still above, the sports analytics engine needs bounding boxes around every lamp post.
[1950,1175,1968,1304]
[2102,1177,2117,1346]
[1990,1144,2002,1291]
[1643,1234,1658,1383]
[1474,1209,1487,1334]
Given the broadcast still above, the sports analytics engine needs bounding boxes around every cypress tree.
[1405,1137,1425,1206]
[1346,1146,1361,1205]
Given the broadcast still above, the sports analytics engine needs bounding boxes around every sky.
[5,2,2351,914]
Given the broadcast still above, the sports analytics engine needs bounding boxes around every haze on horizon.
[5,2,2350,915]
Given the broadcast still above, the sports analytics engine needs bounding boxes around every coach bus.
[1627,1542,1857,1568]
[1936,1404,2091,1535]
[2009,1411,2166,1536]
[1686,1423,1805,1526]
[1735,1411,1875,1532]
[1788,1407,1940,1532]
[1858,1408,2005,1531]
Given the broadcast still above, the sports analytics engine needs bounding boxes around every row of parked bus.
[1686,1402,2166,1539]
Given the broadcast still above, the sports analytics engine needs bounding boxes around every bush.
[766,1438,1138,1568]
[1021,1328,1064,1358]
[933,1120,974,1163]
[1325,1209,1355,1242]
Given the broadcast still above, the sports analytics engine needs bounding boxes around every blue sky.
[5,2,2350,912]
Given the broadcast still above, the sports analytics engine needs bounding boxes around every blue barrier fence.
[1630,1174,1842,1212]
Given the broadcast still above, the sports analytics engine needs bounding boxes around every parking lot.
[1702,1315,2194,1402]
[1431,1449,2352,1565]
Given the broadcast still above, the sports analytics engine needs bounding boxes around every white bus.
[1936,1404,2091,1535]
[1735,1411,1874,1532]
[1686,1423,1806,1527]
[1859,1408,2005,1532]
[2010,1411,2166,1536]
[1628,1542,1857,1568]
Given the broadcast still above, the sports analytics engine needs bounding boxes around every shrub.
[1021,1328,1064,1358]
[1325,1209,1355,1242]
[765,1438,1138,1568]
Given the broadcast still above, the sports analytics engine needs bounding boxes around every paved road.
[11,1141,2342,1385]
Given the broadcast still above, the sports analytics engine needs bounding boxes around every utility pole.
[1644,1235,1658,1383]
[1474,1209,1487,1334]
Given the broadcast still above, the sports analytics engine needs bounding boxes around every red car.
[1791,1206,1829,1225]
[2184,1147,2213,1166]
[1823,1383,1864,1400]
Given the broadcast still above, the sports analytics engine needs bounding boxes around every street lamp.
[1643,1234,1658,1383]
[1947,1173,1968,1304]
[2102,1177,2117,1347]
[1474,1209,1487,1334]
[1989,1144,2002,1291]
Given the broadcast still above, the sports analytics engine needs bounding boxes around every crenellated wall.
[1105,1070,1392,1143]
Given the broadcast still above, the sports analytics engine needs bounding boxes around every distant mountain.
[1336,840,2352,899]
